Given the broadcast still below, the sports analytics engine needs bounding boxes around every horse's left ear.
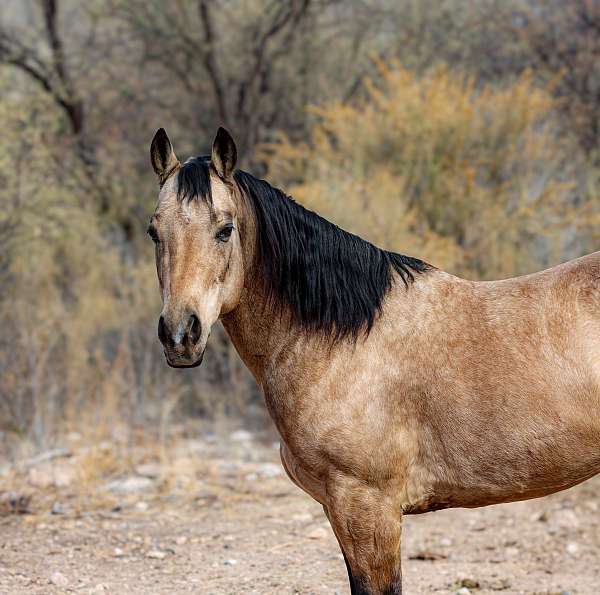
[211,127,237,181]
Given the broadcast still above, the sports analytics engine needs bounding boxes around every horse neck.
[220,189,318,387]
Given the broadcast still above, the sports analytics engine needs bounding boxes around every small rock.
[585,500,598,512]
[175,536,188,545]
[106,476,154,494]
[530,510,548,522]
[256,463,282,478]
[50,571,69,587]
[113,547,125,557]
[456,588,471,595]
[53,464,76,487]
[307,527,329,540]
[504,546,520,558]
[29,468,54,489]
[566,542,579,555]
[439,537,453,547]
[217,461,240,476]
[552,509,579,530]
[224,559,237,566]
[146,550,167,559]
[135,501,149,512]
[229,430,253,442]
[51,502,63,515]
[135,463,161,479]
[27,461,75,488]
[0,492,31,515]
[409,550,447,561]
[489,578,511,590]
[457,578,480,589]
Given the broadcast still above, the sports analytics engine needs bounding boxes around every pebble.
[50,571,69,587]
[29,468,54,489]
[307,527,329,540]
[29,463,76,488]
[585,500,598,512]
[135,463,161,478]
[106,476,154,494]
[175,536,188,545]
[53,465,76,487]
[489,578,512,590]
[566,542,580,555]
[552,509,580,530]
[224,559,237,565]
[256,463,282,478]
[146,550,167,559]
[530,510,548,522]
[135,501,149,512]
[230,430,253,442]
[113,547,125,557]
[456,588,470,595]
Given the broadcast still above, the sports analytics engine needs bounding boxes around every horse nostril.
[188,313,202,346]
[158,315,172,347]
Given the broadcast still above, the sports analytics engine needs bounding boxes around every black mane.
[177,157,430,340]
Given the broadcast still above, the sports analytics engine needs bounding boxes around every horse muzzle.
[158,313,205,368]
[165,349,205,368]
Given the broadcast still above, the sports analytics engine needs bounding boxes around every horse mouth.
[164,350,204,369]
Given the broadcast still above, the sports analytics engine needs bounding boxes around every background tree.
[0,0,597,454]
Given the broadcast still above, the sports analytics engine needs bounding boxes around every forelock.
[177,156,213,204]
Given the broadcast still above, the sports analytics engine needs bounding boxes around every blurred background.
[0,0,599,463]
[1,3,600,593]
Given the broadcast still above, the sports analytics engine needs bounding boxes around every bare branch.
[197,0,229,125]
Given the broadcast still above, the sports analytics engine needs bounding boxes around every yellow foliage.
[265,62,584,279]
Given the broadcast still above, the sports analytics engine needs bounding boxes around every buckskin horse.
[148,127,600,594]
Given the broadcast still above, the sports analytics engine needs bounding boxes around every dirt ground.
[1,430,599,595]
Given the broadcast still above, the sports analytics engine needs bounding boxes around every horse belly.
[403,386,600,513]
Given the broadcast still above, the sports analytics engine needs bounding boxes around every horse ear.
[211,127,237,181]
[151,128,179,180]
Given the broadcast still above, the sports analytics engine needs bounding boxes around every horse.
[148,126,600,594]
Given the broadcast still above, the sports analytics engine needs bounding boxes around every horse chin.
[165,349,205,369]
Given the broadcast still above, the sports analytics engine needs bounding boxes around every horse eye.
[216,224,234,242]
[147,226,159,244]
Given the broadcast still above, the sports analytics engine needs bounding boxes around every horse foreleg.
[325,480,403,595]
[322,505,361,595]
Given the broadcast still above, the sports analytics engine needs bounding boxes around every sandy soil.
[1,432,599,595]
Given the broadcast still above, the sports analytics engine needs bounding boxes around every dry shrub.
[265,62,592,280]
[0,84,258,459]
